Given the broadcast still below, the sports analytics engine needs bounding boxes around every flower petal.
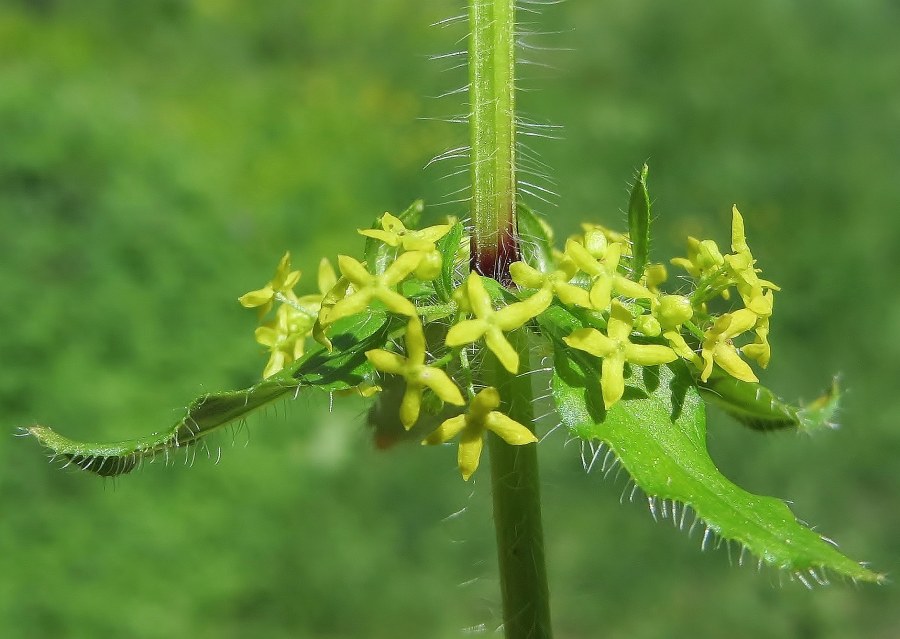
[358,228,401,246]
[601,354,626,408]
[485,413,538,446]
[714,344,759,383]
[420,368,465,406]
[607,301,634,342]
[365,349,408,375]
[485,327,520,373]
[555,282,591,308]
[624,343,677,366]
[381,251,422,286]
[458,429,485,481]
[471,387,502,416]
[565,238,602,276]
[466,272,494,318]
[423,415,467,445]
[404,317,427,365]
[446,319,489,346]
[563,327,615,358]
[509,261,545,289]
[588,276,613,311]
[262,350,288,379]
[495,288,552,331]
[337,255,372,287]
[399,385,422,429]
[317,258,337,295]
[239,286,275,309]
[376,289,418,317]
[326,291,372,324]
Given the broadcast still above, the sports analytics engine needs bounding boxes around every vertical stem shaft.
[469,0,520,282]
[468,1,552,636]
[487,330,553,639]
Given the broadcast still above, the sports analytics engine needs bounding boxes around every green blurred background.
[1,1,898,637]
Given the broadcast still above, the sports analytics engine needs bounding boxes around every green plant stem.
[469,0,519,281]
[467,1,552,635]
[486,331,553,639]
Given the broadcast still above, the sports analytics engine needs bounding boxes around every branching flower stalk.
[21,3,884,638]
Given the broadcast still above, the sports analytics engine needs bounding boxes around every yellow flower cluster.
[670,207,779,383]
[239,206,779,478]
[238,252,335,378]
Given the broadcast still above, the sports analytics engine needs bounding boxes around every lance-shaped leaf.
[516,201,555,272]
[541,303,881,584]
[24,312,394,478]
[627,164,651,280]
[699,370,841,433]
[434,221,464,303]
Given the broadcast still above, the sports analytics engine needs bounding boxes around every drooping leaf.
[699,370,840,433]
[627,164,651,279]
[516,201,555,272]
[541,303,881,584]
[25,312,395,477]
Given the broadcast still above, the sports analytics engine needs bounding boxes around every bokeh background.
[1,1,898,637]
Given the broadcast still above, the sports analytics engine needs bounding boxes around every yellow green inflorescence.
[239,207,778,479]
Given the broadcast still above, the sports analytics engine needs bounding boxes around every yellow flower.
[358,212,452,252]
[255,303,315,378]
[324,253,420,325]
[663,330,702,366]
[579,223,632,255]
[289,257,337,320]
[238,251,301,316]
[652,294,694,330]
[700,308,759,383]
[564,301,677,409]
[422,386,537,481]
[725,207,780,315]
[509,259,591,308]
[670,237,725,280]
[445,272,552,373]
[643,263,668,293]
[365,318,465,429]
[741,316,771,368]
[564,239,653,311]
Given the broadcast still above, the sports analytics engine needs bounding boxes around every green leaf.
[542,303,882,584]
[699,370,840,433]
[363,199,424,274]
[434,221,464,302]
[516,201,554,272]
[24,312,394,477]
[627,164,651,280]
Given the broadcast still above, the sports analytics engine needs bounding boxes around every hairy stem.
[468,2,552,635]
[469,0,520,282]
[487,330,553,639]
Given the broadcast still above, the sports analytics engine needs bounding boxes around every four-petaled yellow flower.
[324,253,420,325]
[565,239,653,311]
[358,211,452,252]
[509,259,591,308]
[238,251,301,316]
[564,301,677,409]
[423,386,537,481]
[446,272,552,373]
[366,318,465,429]
[700,308,759,383]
